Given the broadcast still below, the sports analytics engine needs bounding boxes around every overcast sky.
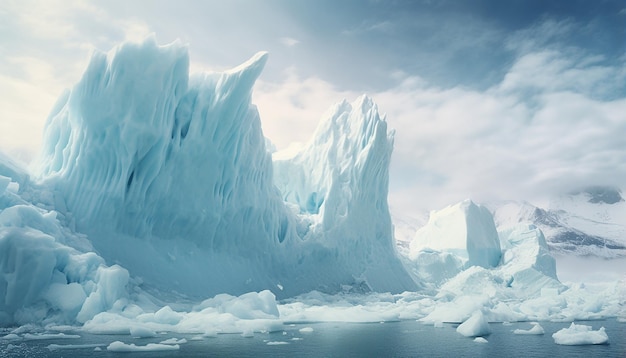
[1,0,625,215]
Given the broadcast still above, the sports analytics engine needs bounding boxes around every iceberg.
[456,310,491,337]
[513,322,544,335]
[409,200,501,269]
[0,37,415,326]
[552,323,609,345]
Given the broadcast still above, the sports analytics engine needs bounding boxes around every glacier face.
[33,38,415,300]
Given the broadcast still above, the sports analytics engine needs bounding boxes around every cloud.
[1,4,623,217]
[253,46,626,215]
[254,68,356,150]
[0,1,153,161]
[280,37,300,47]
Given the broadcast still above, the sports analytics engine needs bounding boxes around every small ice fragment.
[241,329,254,338]
[107,341,180,352]
[267,341,289,345]
[456,311,491,337]
[552,323,608,345]
[513,323,545,335]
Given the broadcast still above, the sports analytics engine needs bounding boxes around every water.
[2,320,624,357]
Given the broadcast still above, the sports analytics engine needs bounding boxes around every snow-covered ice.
[32,36,414,301]
[552,323,609,345]
[513,322,545,335]
[456,310,491,337]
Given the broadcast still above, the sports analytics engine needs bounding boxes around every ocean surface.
[2,319,624,357]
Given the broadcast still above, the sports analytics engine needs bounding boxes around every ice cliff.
[29,37,414,304]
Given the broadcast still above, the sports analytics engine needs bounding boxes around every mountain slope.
[489,187,626,257]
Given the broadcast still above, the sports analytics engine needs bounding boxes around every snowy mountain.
[490,187,626,257]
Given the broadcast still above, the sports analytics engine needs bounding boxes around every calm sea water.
[2,320,624,357]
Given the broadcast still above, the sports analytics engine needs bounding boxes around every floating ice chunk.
[34,37,415,300]
[241,329,254,338]
[456,310,491,337]
[473,337,488,343]
[129,325,156,338]
[194,290,279,319]
[299,327,314,333]
[47,343,106,351]
[0,334,21,340]
[22,333,80,340]
[267,341,290,345]
[552,323,608,345]
[160,338,187,345]
[107,341,180,352]
[513,322,545,335]
[409,200,501,269]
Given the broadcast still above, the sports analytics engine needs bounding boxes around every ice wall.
[33,38,415,300]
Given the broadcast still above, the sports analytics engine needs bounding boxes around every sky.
[1,0,625,216]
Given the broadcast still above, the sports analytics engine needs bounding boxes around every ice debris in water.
[513,322,545,335]
[552,323,608,345]
[456,310,491,337]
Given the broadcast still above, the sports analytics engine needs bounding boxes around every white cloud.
[253,68,356,150]
[253,48,626,215]
[0,1,154,161]
[0,5,623,216]
[280,37,300,47]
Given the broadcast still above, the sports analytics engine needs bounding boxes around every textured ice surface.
[33,38,414,299]
[456,310,491,337]
[513,322,544,335]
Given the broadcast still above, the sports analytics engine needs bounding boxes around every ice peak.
[226,51,268,76]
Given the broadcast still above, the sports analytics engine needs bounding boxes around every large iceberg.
[0,37,417,327]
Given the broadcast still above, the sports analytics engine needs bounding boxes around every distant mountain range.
[394,186,626,258]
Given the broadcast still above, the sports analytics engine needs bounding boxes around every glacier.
[0,38,624,348]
